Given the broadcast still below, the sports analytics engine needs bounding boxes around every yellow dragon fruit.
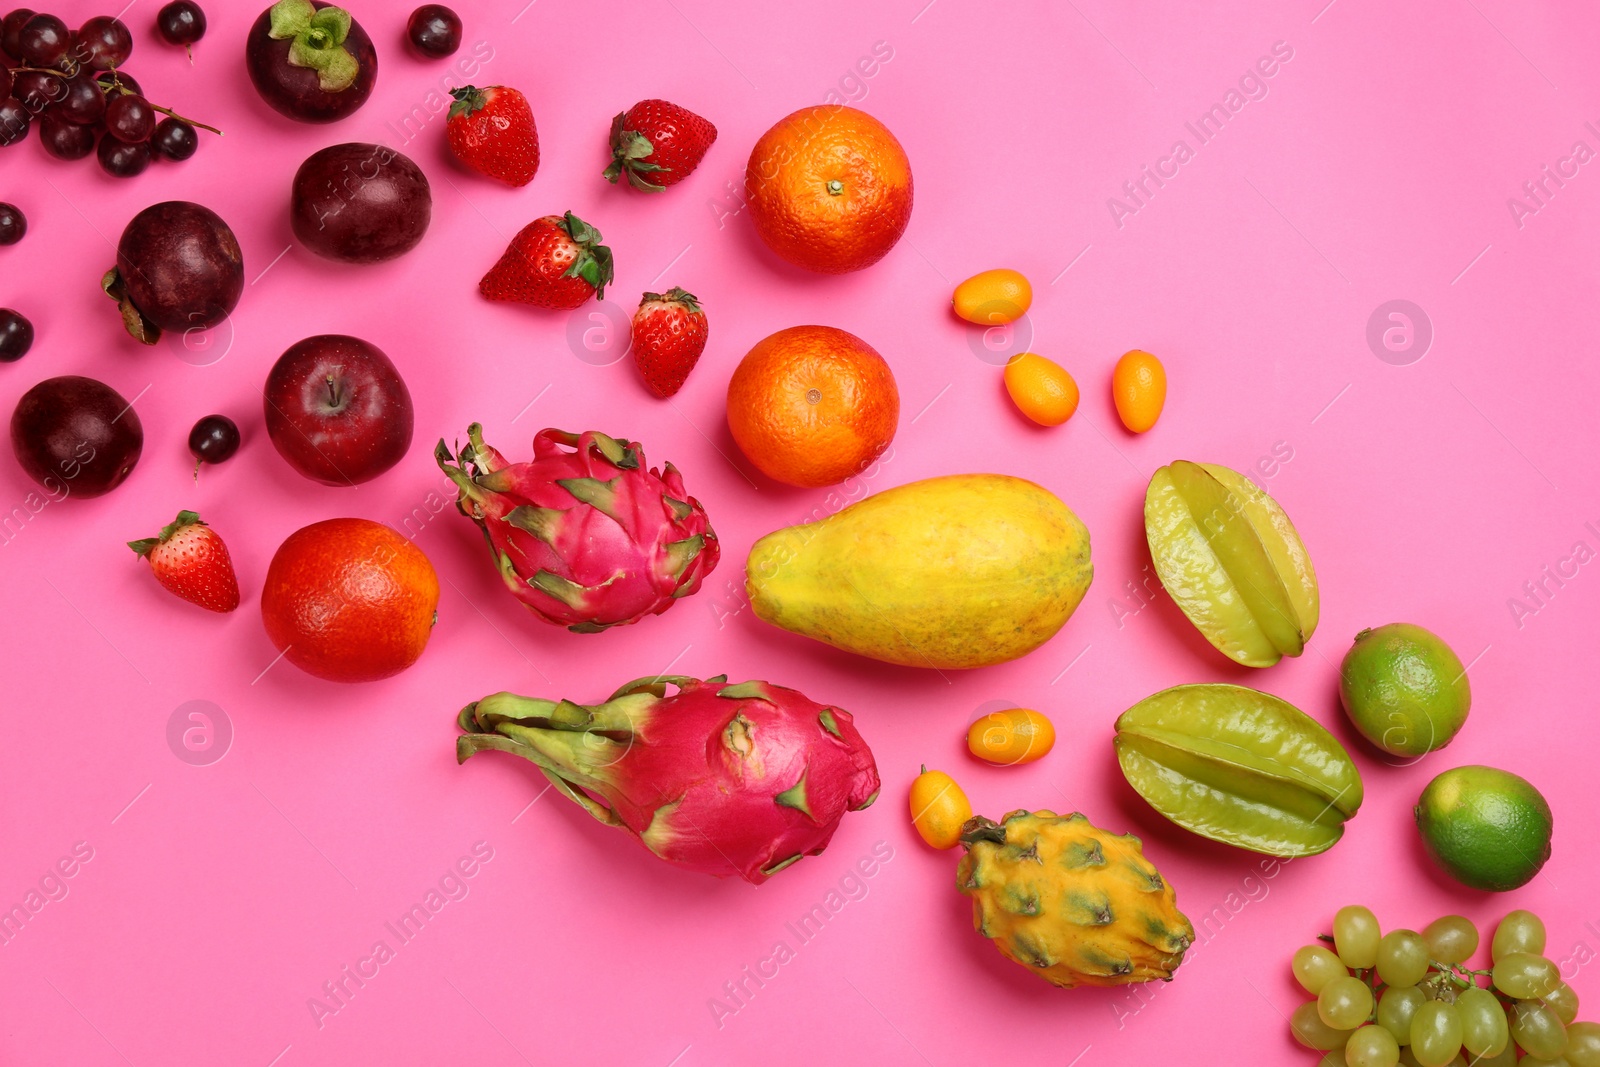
[957,809,1194,988]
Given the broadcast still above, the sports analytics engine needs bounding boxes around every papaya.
[745,474,1092,669]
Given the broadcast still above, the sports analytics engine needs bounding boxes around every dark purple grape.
[96,130,149,176]
[12,68,63,110]
[0,64,12,101]
[105,92,153,142]
[75,15,131,69]
[0,97,30,145]
[156,1,205,47]
[187,414,239,469]
[406,5,460,59]
[1,9,34,60]
[39,111,93,158]
[95,69,140,98]
[0,202,23,244]
[151,115,195,160]
[0,308,32,362]
[54,70,106,124]
[17,12,68,67]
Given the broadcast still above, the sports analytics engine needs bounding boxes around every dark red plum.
[108,201,243,342]
[10,375,144,497]
[291,142,431,264]
[245,0,377,124]
[263,335,412,485]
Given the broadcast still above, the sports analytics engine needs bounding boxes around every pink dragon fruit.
[435,425,719,632]
[456,675,881,883]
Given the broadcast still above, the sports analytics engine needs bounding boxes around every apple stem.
[326,375,341,407]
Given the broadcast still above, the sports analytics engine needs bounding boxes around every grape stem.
[102,72,224,136]
[1428,959,1493,988]
[13,65,225,136]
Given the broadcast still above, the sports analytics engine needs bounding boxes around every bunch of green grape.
[1289,905,1600,1066]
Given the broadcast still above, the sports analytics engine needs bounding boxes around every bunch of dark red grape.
[0,6,213,178]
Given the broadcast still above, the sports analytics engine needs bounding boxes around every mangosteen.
[246,0,377,124]
[104,201,245,345]
[10,376,144,498]
[291,143,431,264]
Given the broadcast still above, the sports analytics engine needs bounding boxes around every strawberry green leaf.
[448,85,487,120]
[605,118,670,191]
[663,287,701,313]
[560,211,600,246]
[129,511,204,557]
[557,213,615,299]
[623,167,667,194]
[620,130,655,161]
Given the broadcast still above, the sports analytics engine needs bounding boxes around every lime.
[1339,623,1470,757]
[1415,765,1552,891]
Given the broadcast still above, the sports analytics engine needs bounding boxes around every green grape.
[1411,1000,1464,1067]
[1516,1057,1571,1067]
[1337,905,1383,968]
[1492,952,1560,999]
[1492,910,1546,960]
[1297,944,1353,994]
[1423,915,1480,965]
[1566,1020,1600,1067]
[1296,999,1357,1050]
[1381,985,1427,1045]
[1379,930,1433,987]
[1511,1001,1569,1059]
[1396,1049,1422,1067]
[1543,984,1581,1026]
[1322,975,1377,1030]
[1319,1052,1352,1067]
[1347,1023,1402,1067]
[1466,1044,1517,1067]
[1456,986,1509,1057]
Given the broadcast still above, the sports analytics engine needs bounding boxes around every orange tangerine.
[1003,353,1078,426]
[745,106,913,274]
[966,708,1056,766]
[726,325,899,487]
[1112,349,1166,433]
[953,268,1032,325]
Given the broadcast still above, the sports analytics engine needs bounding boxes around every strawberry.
[447,85,540,187]
[630,287,708,398]
[603,99,717,192]
[128,511,240,613]
[479,212,614,310]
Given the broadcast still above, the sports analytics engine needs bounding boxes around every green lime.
[1339,623,1470,757]
[1415,765,1552,891]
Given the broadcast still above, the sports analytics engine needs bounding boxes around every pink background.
[4,0,1600,1063]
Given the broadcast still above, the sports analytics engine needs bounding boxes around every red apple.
[263,335,412,485]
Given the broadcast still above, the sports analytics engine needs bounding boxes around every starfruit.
[1144,461,1318,668]
[1113,683,1363,857]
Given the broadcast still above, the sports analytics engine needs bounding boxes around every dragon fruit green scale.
[436,424,719,632]
[456,675,881,883]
